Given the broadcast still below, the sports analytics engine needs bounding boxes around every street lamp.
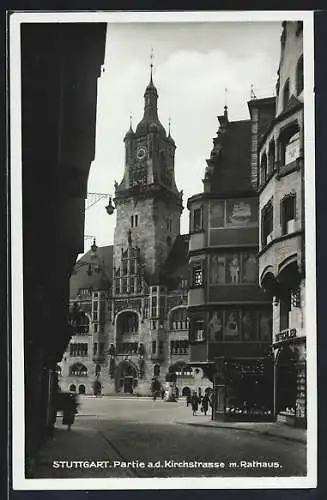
[105,197,115,215]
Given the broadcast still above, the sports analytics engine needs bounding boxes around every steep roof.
[70,245,113,298]
[161,234,189,286]
[209,120,253,194]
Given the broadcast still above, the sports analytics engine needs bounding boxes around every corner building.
[187,104,274,420]
[258,21,306,427]
[59,71,211,396]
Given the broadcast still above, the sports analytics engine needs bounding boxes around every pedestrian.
[201,392,210,416]
[191,391,199,416]
[186,393,192,407]
[161,387,165,400]
[62,392,78,431]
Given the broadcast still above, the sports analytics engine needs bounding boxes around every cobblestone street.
[33,395,307,478]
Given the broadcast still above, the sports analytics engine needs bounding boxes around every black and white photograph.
[9,10,316,490]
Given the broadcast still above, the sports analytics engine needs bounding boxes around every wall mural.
[208,308,272,342]
[209,252,258,285]
[209,198,258,229]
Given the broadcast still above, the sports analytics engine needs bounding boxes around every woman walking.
[191,391,199,416]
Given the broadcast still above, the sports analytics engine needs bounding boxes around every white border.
[10,10,316,490]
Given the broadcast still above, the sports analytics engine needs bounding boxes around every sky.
[83,21,282,254]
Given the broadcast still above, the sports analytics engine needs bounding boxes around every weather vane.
[150,48,154,77]
[224,87,228,107]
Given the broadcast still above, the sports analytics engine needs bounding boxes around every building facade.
[187,103,275,421]
[257,21,306,427]
[59,71,212,397]
[21,23,106,475]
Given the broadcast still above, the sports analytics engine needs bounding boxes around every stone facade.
[258,21,306,427]
[59,70,211,397]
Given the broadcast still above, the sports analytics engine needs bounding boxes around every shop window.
[280,289,291,331]
[261,201,273,247]
[260,153,267,185]
[281,194,296,235]
[296,55,304,95]
[192,207,203,232]
[191,262,204,288]
[283,79,290,110]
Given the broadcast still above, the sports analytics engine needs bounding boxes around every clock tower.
[113,68,183,282]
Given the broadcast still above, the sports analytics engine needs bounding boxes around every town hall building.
[58,68,212,396]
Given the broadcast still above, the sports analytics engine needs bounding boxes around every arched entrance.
[275,345,298,414]
[69,384,76,392]
[115,360,138,394]
[78,384,86,394]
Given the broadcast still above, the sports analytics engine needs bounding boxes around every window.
[122,278,128,294]
[159,341,164,355]
[115,278,120,295]
[209,252,257,285]
[99,343,105,356]
[170,308,188,330]
[281,195,296,235]
[69,343,88,357]
[280,289,291,330]
[193,318,205,342]
[192,207,203,232]
[131,215,139,227]
[94,323,98,333]
[268,141,275,175]
[283,79,290,110]
[261,202,273,247]
[152,340,156,354]
[92,311,98,322]
[279,126,300,168]
[151,296,157,318]
[69,363,87,377]
[93,343,97,355]
[191,262,204,288]
[154,365,160,377]
[117,312,138,335]
[167,218,172,232]
[296,55,304,95]
[260,153,267,185]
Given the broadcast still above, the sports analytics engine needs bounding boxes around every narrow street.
[34,395,306,478]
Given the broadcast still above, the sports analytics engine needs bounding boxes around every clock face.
[136,146,147,160]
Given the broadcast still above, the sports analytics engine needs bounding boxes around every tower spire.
[168,116,171,136]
